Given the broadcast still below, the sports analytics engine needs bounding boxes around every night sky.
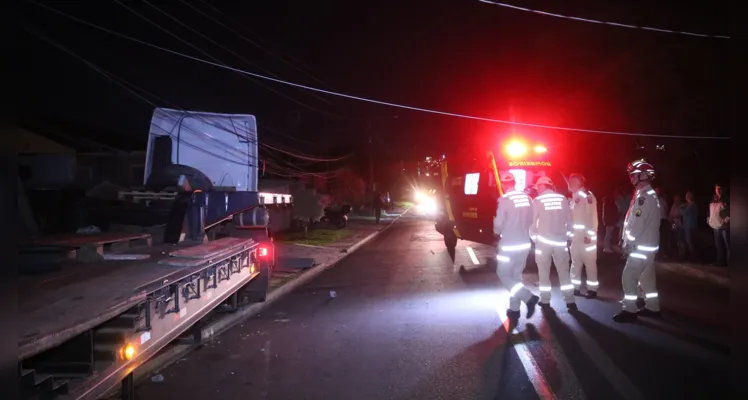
[19,0,731,182]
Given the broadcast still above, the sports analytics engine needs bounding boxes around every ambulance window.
[464,173,480,195]
[509,169,527,191]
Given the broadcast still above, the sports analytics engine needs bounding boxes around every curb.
[656,262,729,287]
[127,209,408,387]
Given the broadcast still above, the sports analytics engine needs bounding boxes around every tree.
[330,168,366,208]
[290,184,328,236]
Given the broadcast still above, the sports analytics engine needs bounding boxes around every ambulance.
[434,138,563,252]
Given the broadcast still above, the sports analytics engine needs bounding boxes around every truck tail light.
[534,145,547,153]
[258,245,269,258]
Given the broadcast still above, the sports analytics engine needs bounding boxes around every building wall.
[19,154,76,189]
[75,152,146,189]
[16,127,75,155]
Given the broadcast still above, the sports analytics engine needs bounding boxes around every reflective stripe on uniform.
[537,236,567,247]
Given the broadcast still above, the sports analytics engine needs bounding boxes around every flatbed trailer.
[18,108,296,399]
[19,234,273,399]
[18,188,291,399]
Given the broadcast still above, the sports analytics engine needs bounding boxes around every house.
[18,117,147,189]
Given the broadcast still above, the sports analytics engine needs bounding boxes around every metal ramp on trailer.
[19,237,265,400]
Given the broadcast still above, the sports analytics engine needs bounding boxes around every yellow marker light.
[121,344,136,361]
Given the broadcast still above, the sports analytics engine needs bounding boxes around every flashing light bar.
[259,192,293,204]
[504,140,549,158]
[506,142,528,158]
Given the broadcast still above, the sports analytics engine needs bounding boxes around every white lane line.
[497,309,555,399]
[564,316,644,400]
[466,246,480,265]
[536,318,587,399]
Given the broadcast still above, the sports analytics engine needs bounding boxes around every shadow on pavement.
[457,265,500,289]
[539,307,628,400]
[398,324,539,400]
[566,311,729,399]
[634,317,729,355]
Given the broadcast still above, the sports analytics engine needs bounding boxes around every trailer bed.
[19,242,199,360]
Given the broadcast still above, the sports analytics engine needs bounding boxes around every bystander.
[707,184,729,266]
[682,190,699,261]
[655,188,670,258]
[669,194,685,257]
[602,190,620,253]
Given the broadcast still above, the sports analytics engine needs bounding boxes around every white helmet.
[499,171,516,183]
[534,176,553,188]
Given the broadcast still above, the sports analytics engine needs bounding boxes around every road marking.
[564,316,643,400]
[497,310,555,399]
[466,247,480,265]
[537,319,587,399]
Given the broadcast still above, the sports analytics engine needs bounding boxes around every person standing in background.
[669,194,685,257]
[372,190,383,224]
[708,184,730,266]
[615,187,631,242]
[682,191,699,261]
[655,188,669,259]
[602,191,620,253]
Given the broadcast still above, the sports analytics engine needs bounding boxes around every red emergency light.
[505,141,528,158]
[504,140,548,158]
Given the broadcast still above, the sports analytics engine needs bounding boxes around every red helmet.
[626,159,655,178]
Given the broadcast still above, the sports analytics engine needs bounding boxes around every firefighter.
[613,159,662,323]
[568,173,599,299]
[530,176,577,311]
[494,171,539,322]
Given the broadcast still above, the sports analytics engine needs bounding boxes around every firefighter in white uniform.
[613,159,662,323]
[568,174,600,299]
[494,172,540,322]
[529,176,577,311]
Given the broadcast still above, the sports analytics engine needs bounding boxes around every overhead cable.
[29,0,730,140]
[142,0,331,105]
[190,0,336,90]
[477,1,730,39]
[114,0,336,116]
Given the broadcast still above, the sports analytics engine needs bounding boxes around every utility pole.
[368,122,374,192]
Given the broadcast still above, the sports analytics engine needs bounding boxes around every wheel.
[243,260,270,303]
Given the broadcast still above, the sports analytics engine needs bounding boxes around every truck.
[18,108,292,399]
[434,137,565,253]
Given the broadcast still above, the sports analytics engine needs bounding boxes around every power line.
[141,0,332,105]
[113,0,336,117]
[21,23,260,167]
[477,1,730,39]
[23,20,343,169]
[260,142,351,162]
[29,0,730,140]
[191,0,337,91]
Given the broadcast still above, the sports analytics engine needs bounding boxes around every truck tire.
[244,260,271,303]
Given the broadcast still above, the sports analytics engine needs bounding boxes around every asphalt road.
[136,214,729,400]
